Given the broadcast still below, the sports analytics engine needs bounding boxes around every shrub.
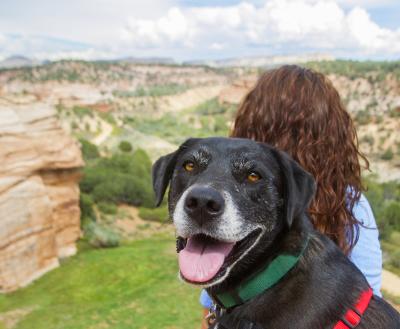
[389,107,400,118]
[99,112,117,125]
[80,149,154,208]
[119,140,133,152]
[360,135,374,146]
[133,83,187,97]
[381,148,394,160]
[97,202,118,215]
[84,222,120,248]
[389,250,400,269]
[92,175,152,206]
[364,178,399,239]
[194,98,226,115]
[354,110,371,125]
[383,202,400,231]
[80,166,109,193]
[212,115,229,134]
[72,106,92,118]
[139,206,169,223]
[80,193,96,222]
[79,138,100,161]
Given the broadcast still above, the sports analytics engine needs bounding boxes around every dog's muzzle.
[184,186,225,225]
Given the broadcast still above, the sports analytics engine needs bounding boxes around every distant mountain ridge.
[0,53,335,69]
[185,53,335,67]
[115,57,175,65]
[0,55,44,69]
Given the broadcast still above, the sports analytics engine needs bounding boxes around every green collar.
[212,236,309,309]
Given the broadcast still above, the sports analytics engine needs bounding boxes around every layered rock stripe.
[0,103,83,292]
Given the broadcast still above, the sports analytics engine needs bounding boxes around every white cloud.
[346,7,400,54]
[123,7,195,48]
[0,0,399,60]
[120,0,400,58]
[0,0,176,44]
[210,42,226,50]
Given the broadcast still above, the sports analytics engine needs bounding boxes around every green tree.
[79,138,100,161]
[118,140,133,152]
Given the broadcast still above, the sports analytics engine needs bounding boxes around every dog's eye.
[247,172,261,182]
[183,161,195,172]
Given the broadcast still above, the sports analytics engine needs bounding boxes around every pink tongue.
[179,236,235,283]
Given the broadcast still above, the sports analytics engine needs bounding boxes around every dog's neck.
[213,234,309,309]
[207,215,311,309]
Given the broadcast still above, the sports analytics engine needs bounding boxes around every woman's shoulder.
[346,187,377,229]
[352,193,377,229]
[348,192,382,296]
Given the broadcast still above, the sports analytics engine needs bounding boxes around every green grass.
[0,234,201,329]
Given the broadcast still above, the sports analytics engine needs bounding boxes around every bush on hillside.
[72,106,92,118]
[79,138,100,161]
[80,193,96,222]
[133,83,187,97]
[97,202,118,215]
[139,206,169,223]
[91,175,152,207]
[119,140,133,152]
[389,250,400,269]
[354,110,372,125]
[383,202,400,231]
[364,178,400,240]
[194,98,226,115]
[80,149,154,208]
[381,148,394,160]
[84,221,120,248]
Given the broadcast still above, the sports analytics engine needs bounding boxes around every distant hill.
[185,53,335,67]
[0,55,43,69]
[116,57,176,65]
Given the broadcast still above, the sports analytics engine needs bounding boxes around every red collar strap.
[334,288,373,329]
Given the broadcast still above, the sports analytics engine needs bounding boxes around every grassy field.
[0,234,200,329]
[0,231,399,329]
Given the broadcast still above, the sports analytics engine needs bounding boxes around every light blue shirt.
[200,193,382,308]
[348,193,382,296]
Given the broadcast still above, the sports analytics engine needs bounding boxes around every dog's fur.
[152,137,400,329]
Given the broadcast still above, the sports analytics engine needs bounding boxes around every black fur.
[152,137,400,329]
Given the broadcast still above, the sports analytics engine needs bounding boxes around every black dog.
[152,137,400,329]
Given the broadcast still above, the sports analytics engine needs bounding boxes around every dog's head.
[152,137,315,288]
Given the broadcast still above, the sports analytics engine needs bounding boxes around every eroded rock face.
[0,103,83,293]
[218,75,258,105]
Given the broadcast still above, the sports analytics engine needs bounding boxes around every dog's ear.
[152,138,200,207]
[267,146,316,227]
[152,151,178,206]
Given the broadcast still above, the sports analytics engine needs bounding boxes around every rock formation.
[218,75,257,105]
[0,102,83,293]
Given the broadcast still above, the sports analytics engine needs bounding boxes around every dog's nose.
[184,186,225,223]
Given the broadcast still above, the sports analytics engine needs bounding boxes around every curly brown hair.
[231,65,369,254]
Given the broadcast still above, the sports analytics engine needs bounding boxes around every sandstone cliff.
[0,102,83,293]
[218,75,257,105]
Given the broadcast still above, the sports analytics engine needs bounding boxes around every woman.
[200,65,382,328]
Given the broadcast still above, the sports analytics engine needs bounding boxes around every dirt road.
[382,269,400,296]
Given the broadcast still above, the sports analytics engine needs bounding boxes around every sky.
[0,0,399,61]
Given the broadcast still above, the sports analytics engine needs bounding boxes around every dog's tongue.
[179,235,235,283]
